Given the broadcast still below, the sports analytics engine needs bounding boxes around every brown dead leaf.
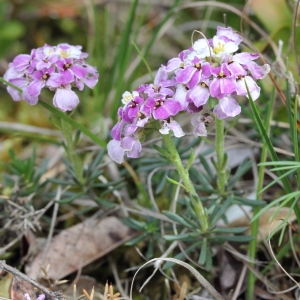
[26,216,137,280]
[10,276,36,300]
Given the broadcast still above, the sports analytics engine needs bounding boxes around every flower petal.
[108,140,125,164]
[53,88,79,111]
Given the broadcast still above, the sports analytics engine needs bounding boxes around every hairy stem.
[215,118,227,194]
[161,134,208,232]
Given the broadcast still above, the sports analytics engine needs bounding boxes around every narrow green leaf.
[166,176,186,190]
[199,155,214,180]
[247,81,300,223]
[210,194,233,226]
[186,148,195,171]
[212,227,248,234]
[163,211,194,229]
[164,232,199,241]
[205,247,213,271]
[212,235,254,242]
[251,191,300,223]
[198,238,207,265]
[125,232,148,246]
[122,217,146,230]
[152,144,171,159]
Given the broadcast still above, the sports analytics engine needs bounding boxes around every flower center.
[217,71,226,78]
[194,62,202,71]
[214,41,225,54]
[42,73,50,81]
[154,99,164,109]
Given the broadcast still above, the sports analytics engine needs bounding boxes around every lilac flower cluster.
[4,43,98,111]
[108,27,270,164]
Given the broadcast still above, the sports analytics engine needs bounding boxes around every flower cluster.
[4,43,98,111]
[108,26,270,163]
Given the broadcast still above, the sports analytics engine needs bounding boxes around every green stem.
[246,87,275,300]
[215,118,227,194]
[161,133,208,232]
[60,119,84,184]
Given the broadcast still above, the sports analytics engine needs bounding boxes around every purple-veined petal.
[236,76,261,100]
[127,139,142,159]
[246,61,270,80]
[214,96,241,119]
[173,84,188,110]
[216,26,243,45]
[53,88,79,111]
[121,136,135,151]
[7,78,28,101]
[166,57,182,72]
[47,73,63,88]
[12,54,31,71]
[71,64,88,79]
[164,99,182,115]
[124,124,138,135]
[187,84,210,107]
[213,104,229,119]
[176,66,197,84]
[220,78,236,95]
[153,105,171,120]
[168,120,185,137]
[154,66,168,85]
[191,115,207,137]
[111,121,124,141]
[27,80,45,97]
[108,140,125,164]
[233,52,260,64]
[23,87,39,105]
[61,69,74,84]
[187,70,201,89]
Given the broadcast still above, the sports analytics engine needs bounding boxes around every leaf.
[212,235,254,242]
[166,176,186,190]
[163,211,194,229]
[199,155,214,180]
[152,144,171,159]
[210,195,233,226]
[164,232,199,241]
[198,238,207,265]
[212,227,248,234]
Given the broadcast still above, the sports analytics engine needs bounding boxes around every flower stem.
[215,118,227,194]
[161,133,208,232]
[60,118,84,184]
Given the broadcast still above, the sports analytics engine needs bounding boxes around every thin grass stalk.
[127,0,181,85]
[108,0,139,118]
[38,100,107,148]
[246,86,276,300]
[247,83,300,224]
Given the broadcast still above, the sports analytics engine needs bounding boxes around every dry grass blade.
[268,221,300,290]
[129,258,225,300]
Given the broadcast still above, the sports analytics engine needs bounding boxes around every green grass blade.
[39,100,106,148]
